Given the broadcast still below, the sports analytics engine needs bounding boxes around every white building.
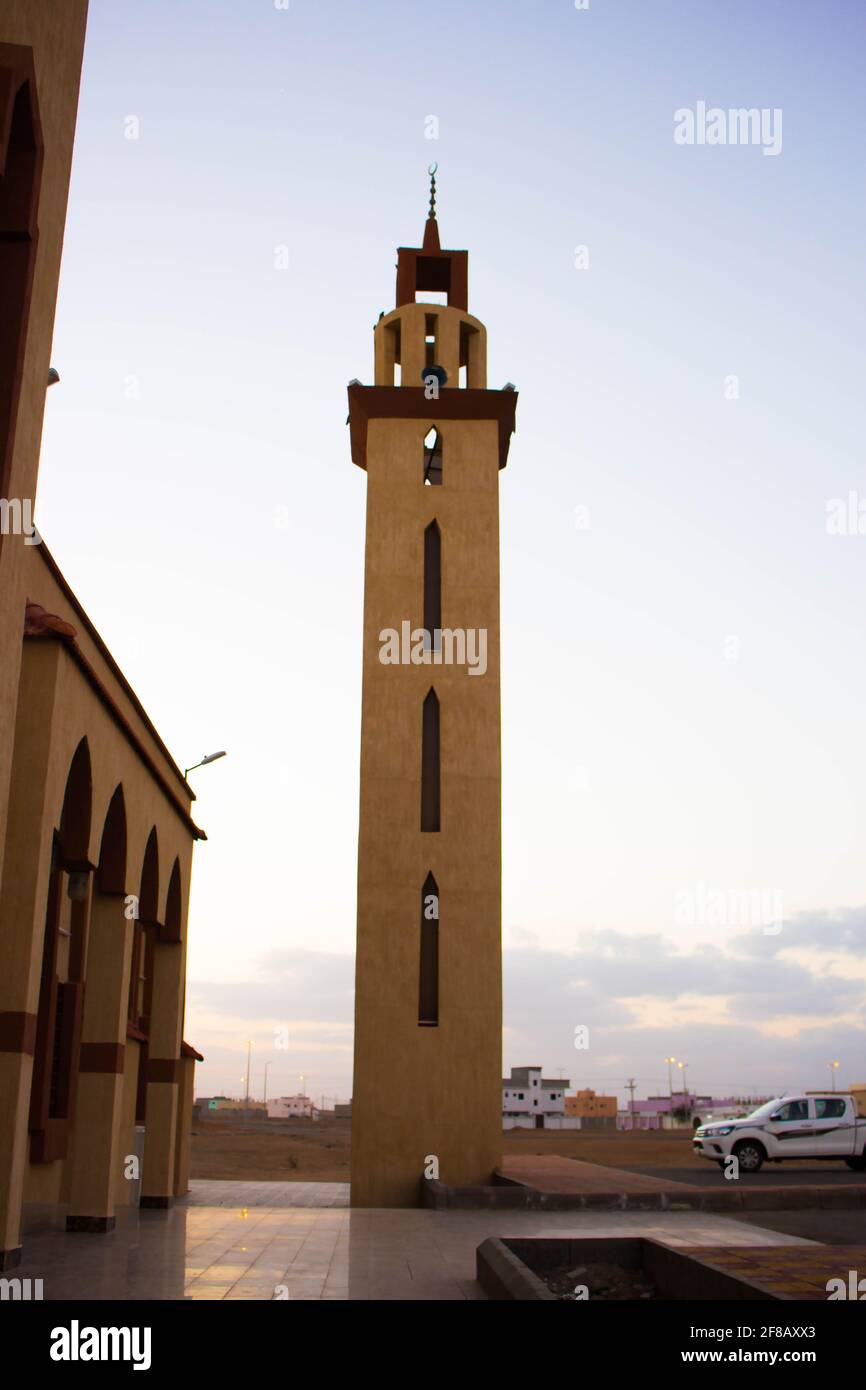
[502,1066,580,1130]
[267,1094,317,1120]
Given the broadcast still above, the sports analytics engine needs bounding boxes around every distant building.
[196,1097,267,1117]
[267,1094,316,1120]
[617,1093,760,1131]
[565,1089,617,1129]
[502,1067,579,1130]
[334,1102,352,1120]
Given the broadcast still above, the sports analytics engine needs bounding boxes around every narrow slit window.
[419,871,439,1026]
[421,688,440,831]
[424,314,438,370]
[423,520,441,652]
[423,426,442,486]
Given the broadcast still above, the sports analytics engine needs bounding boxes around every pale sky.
[37,0,866,1106]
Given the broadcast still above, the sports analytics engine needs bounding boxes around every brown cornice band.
[79,1042,125,1074]
[35,543,195,800]
[0,1012,37,1054]
[23,630,205,842]
[347,384,518,472]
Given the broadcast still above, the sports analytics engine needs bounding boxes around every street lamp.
[184,750,227,779]
[665,1057,677,1100]
[677,1060,688,1103]
[828,1060,840,1091]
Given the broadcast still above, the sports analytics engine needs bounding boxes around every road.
[641,1163,865,1187]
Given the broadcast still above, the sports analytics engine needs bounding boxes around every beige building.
[0,2,203,1269]
[349,177,517,1206]
[565,1089,619,1121]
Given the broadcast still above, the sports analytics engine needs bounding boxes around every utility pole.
[626,1078,637,1131]
[244,1040,252,1105]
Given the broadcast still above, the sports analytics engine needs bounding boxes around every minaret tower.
[348,170,517,1207]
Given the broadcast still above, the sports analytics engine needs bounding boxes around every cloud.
[733,905,866,958]
[187,919,866,1101]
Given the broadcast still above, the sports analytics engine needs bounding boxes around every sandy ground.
[189,1117,705,1183]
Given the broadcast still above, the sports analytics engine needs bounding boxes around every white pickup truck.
[693,1091,866,1173]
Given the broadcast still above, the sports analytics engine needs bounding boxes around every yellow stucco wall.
[0,3,200,1260]
[0,0,89,895]
[351,413,503,1206]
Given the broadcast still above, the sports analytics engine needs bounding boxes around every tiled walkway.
[12,1181,815,1301]
[683,1245,866,1300]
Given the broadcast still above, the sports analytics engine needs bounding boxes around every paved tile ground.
[10,1181,815,1301]
[683,1245,866,1300]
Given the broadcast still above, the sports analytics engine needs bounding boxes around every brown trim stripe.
[147,1058,181,1084]
[0,1011,37,1054]
[79,1042,125,1074]
[347,383,517,472]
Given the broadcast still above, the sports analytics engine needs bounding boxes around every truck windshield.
[745,1098,787,1122]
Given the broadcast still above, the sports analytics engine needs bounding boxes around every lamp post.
[263,1061,273,1105]
[184,750,227,780]
[665,1056,677,1101]
[828,1060,840,1091]
[677,1060,688,1106]
[244,1040,253,1105]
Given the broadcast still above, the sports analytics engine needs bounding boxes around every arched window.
[423,427,442,486]
[419,872,439,1026]
[97,785,127,896]
[423,519,440,652]
[30,738,92,1162]
[421,689,440,831]
[162,859,182,943]
[129,829,159,1033]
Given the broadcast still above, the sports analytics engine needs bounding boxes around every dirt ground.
[190,1116,352,1183]
[189,1117,703,1183]
[501,1127,707,1170]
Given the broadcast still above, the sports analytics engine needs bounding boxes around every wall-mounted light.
[48,367,60,387]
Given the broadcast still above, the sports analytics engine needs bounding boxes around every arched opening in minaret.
[423,427,442,486]
[423,520,441,653]
[419,871,439,1026]
[421,689,440,832]
[460,320,482,388]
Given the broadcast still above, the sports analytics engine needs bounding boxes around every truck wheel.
[732,1140,765,1173]
[844,1155,866,1172]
